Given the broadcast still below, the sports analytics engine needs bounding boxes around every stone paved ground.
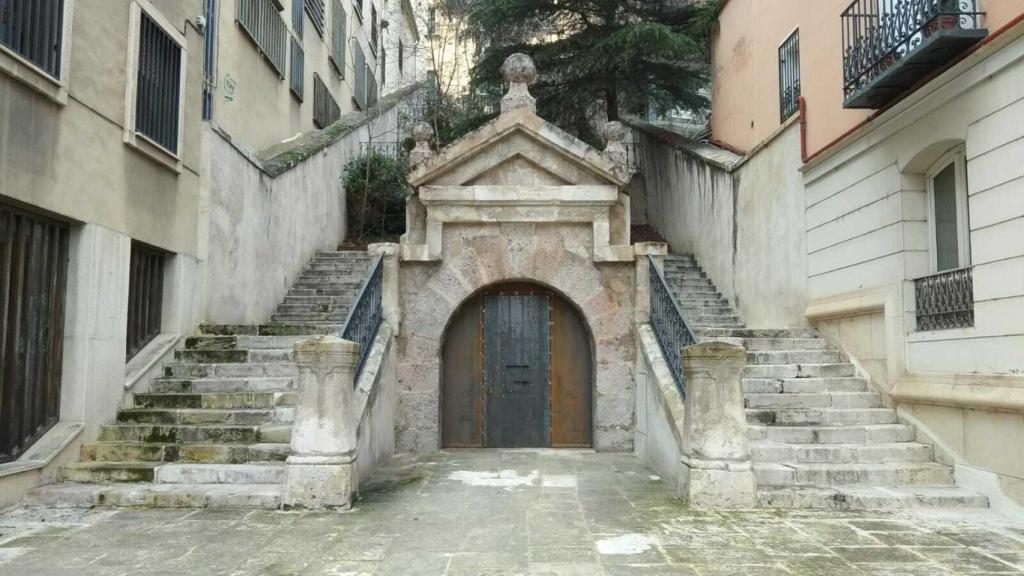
[1,450,1024,575]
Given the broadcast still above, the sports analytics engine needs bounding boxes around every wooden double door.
[442,283,593,448]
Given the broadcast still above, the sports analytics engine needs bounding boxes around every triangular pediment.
[408,108,627,188]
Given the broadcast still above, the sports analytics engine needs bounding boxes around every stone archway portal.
[442,283,593,448]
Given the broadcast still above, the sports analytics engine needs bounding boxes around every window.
[927,150,971,272]
[353,0,363,23]
[291,0,304,40]
[313,73,340,127]
[0,0,65,79]
[0,203,69,464]
[290,37,304,101]
[778,29,800,121]
[129,6,185,156]
[126,241,166,361]
[236,0,288,77]
[428,7,436,35]
[305,0,325,37]
[398,39,404,75]
[367,66,377,107]
[328,0,346,76]
[202,0,218,120]
[380,48,386,84]
[370,5,378,55]
[353,43,366,109]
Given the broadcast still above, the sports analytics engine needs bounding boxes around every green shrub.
[342,152,410,244]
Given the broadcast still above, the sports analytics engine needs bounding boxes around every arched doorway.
[441,282,594,448]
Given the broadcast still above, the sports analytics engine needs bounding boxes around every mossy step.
[184,335,309,351]
[117,408,284,426]
[81,442,181,463]
[61,462,160,483]
[29,483,284,509]
[199,323,340,336]
[99,424,265,444]
[134,392,295,410]
[150,377,296,394]
[81,442,291,464]
[164,362,298,379]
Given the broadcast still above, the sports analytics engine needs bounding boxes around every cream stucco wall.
[711,0,1022,156]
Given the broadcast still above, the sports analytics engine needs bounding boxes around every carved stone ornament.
[409,121,434,168]
[500,53,538,114]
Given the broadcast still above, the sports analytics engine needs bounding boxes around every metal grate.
[341,255,383,380]
[779,29,800,121]
[202,0,219,120]
[398,39,403,74]
[915,267,974,331]
[648,256,697,398]
[312,73,340,128]
[329,0,346,76]
[0,204,69,464]
[0,0,65,79]
[305,0,324,37]
[126,242,166,361]
[135,12,183,154]
[291,0,303,39]
[353,43,366,109]
[236,0,288,77]
[289,37,304,101]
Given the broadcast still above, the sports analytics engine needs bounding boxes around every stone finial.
[500,53,537,114]
[409,121,434,168]
[603,121,628,167]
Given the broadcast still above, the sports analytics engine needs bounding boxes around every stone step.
[750,441,934,464]
[174,349,293,364]
[742,337,831,351]
[151,377,296,394]
[757,485,989,510]
[668,280,717,290]
[663,272,709,281]
[746,407,898,426]
[743,377,868,394]
[185,335,309,351]
[99,424,268,444]
[164,362,298,379]
[116,408,291,426]
[134,392,295,410]
[314,251,371,260]
[747,423,917,444]
[688,316,744,327]
[745,392,881,410]
[200,324,339,336]
[305,261,370,270]
[697,327,821,339]
[81,442,290,464]
[271,313,348,323]
[28,482,283,509]
[282,295,357,306]
[275,303,351,315]
[747,350,842,365]
[675,297,731,308]
[677,305,736,317]
[61,462,159,483]
[286,287,362,298]
[743,363,856,379]
[753,461,955,487]
[154,463,286,485]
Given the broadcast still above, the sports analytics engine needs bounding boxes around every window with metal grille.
[367,66,377,107]
[0,0,65,79]
[398,39,403,75]
[313,73,340,128]
[353,0,363,23]
[353,43,366,109]
[778,29,800,122]
[370,5,378,55]
[0,204,69,465]
[380,48,385,85]
[291,0,304,39]
[135,12,183,154]
[305,0,324,38]
[328,0,346,76]
[126,242,166,361]
[236,0,288,77]
[290,36,304,101]
[202,0,219,120]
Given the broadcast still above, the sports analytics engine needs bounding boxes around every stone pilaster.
[679,341,757,509]
[368,243,401,334]
[285,336,360,510]
[633,242,668,325]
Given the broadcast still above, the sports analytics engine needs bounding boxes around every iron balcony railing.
[842,0,986,109]
[341,255,384,379]
[915,266,974,331]
[648,255,697,398]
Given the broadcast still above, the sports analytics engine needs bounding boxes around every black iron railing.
[341,255,384,379]
[915,267,974,331]
[649,255,697,398]
[842,0,985,106]
[779,29,801,121]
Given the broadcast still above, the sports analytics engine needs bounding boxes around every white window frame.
[925,148,971,273]
[0,0,76,105]
[123,0,187,172]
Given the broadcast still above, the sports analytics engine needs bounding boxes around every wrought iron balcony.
[914,267,974,331]
[842,0,987,109]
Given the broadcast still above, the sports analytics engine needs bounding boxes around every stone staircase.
[662,254,988,510]
[28,252,372,509]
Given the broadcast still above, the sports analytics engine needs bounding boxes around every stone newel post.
[285,336,360,510]
[679,341,757,508]
[500,53,538,114]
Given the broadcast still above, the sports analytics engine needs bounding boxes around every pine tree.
[466,0,719,141]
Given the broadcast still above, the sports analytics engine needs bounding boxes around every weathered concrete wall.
[356,327,397,483]
[634,327,683,487]
[396,222,636,453]
[634,122,809,328]
[200,103,399,324]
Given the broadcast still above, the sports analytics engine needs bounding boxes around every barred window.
[126,242,167,361]
[370,5,378,55]
[290,37,304,101]
[305,0,325,38]
[291,0,304,40]
[313,73,340,128]
[236,0,288,77]
[398,40,404,75]
[328,0,346,76]
[353,43,366,110]
[134,12,183,154]
[778,29,800,121]
[0,0,65,79]
[367,66,377,107]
